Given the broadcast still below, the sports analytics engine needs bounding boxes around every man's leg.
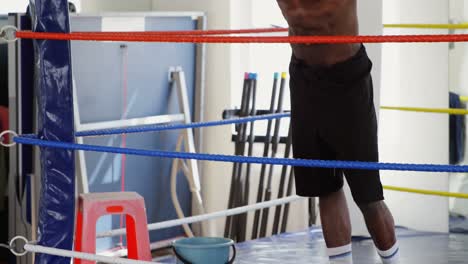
[320,188,353,263]
[359,201,400,263]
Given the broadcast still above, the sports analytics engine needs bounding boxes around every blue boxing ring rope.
[9,111,468,173]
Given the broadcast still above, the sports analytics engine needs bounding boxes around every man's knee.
[357,200,388,217]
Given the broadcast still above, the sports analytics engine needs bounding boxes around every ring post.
[28,0,76,263]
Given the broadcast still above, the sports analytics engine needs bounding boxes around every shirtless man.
[276,1,399,263]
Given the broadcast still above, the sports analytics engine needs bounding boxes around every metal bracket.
[9,236,29,257]
[168,66,183,82]
[0,26,18,43]
[0,130,18,147]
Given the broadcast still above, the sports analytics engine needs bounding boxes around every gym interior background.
[1,0,468,263]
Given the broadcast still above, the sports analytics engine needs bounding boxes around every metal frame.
[171,68,201,195]
[170,68,204,237]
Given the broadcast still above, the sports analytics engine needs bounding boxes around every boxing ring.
[2,0,468,263]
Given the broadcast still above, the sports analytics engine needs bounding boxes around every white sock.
[327,244,353,264]
[377,241,400,264]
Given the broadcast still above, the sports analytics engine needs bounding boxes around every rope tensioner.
[8,236,29,257]
[0,130,18,147]
[0,26,18,43]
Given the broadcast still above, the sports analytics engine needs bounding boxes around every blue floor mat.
[156,227,468,263]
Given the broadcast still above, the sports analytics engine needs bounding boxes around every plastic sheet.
[158,227,468,263]
[29,0,75,263]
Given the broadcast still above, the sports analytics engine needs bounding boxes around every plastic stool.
[74,192,152,263]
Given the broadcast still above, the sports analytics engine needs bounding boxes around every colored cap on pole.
[249,73,258,80]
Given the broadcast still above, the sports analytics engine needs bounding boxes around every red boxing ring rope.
[14,29,468,44]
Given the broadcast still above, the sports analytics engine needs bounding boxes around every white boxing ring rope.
[23,243,159,264]
[98,195,304,238]
[7,235,159,264]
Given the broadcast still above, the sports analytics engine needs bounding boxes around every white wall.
[0,0,28,14]
[0,0,149,14]
[379,0,449,233]
[448,0,468,216]
[80,0,152,13]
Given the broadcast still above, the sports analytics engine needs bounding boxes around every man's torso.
[277,0,360,65]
